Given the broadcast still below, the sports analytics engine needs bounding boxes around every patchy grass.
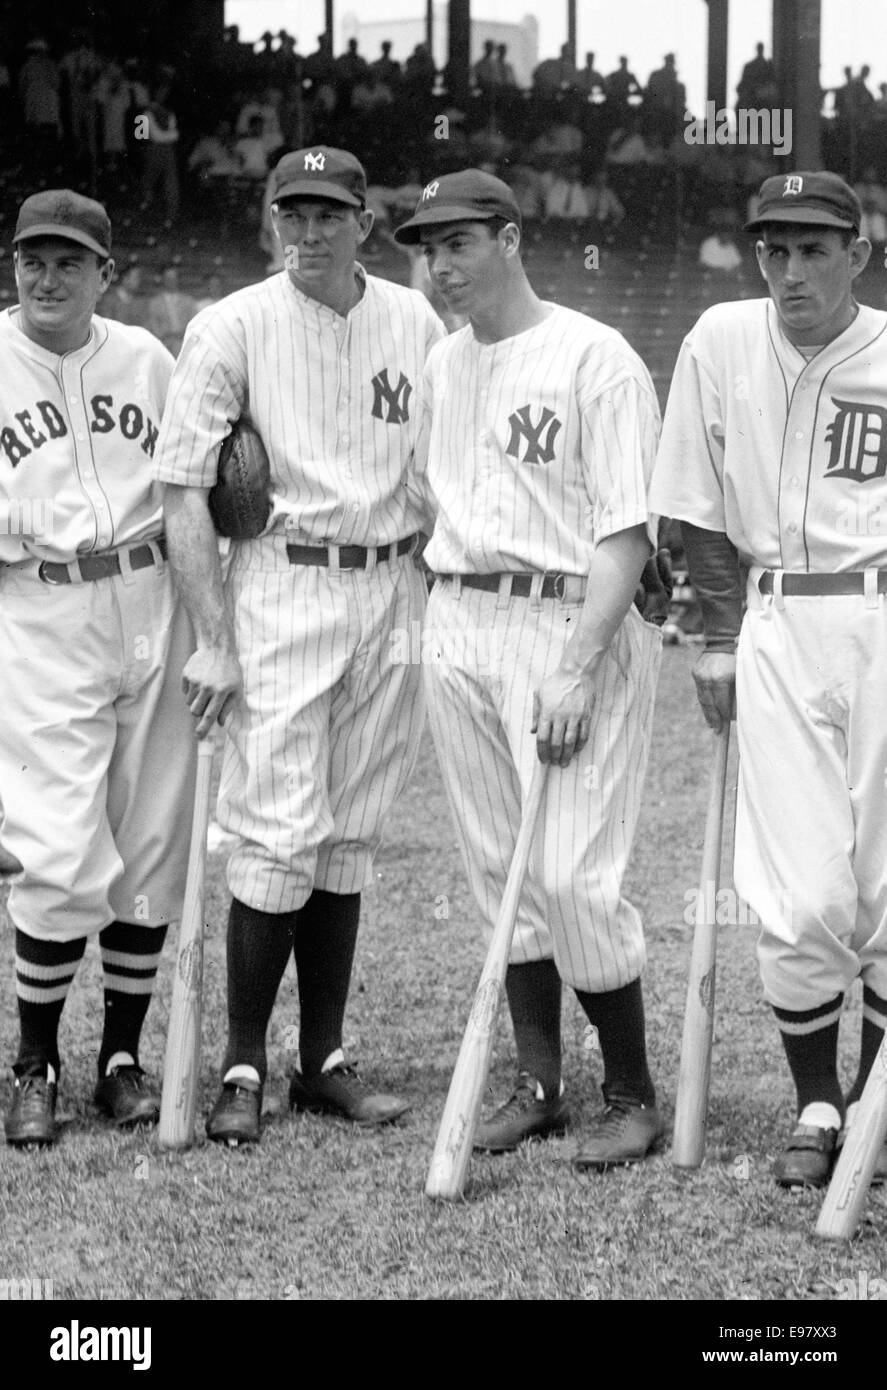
[1,646,883,1304]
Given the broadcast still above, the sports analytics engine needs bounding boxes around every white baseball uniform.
[154,267,445,913]
[419,304,662,993]
[0,308,196,941]
[650,297,887,1009]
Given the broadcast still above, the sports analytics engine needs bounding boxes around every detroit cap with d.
[394,169,521,244]
[745,171,861,234]
[14,189,112,257]
[271,147,367,207]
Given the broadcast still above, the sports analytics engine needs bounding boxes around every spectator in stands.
[496,45,516,89]
[403,42,436,98]
[577,52,606,98]
[643,53,686,147]
[698,210,743,273]
[371,40,401,91]
[235,114,271,179]
[138,83,180,226]
[605,56,643,126]
[18,38,61,171]
[334,37,369,109]
[507,163,545,222]
[531,118,582,161]
[854,166,887,243]
[543,160,591,222]
[736,41,778,108]
[587,168,625,226]
[303,32,335,97]
[188,119,242,179]
[146,265,198,355]
[103,261,149,327]
[533,43,578,98]
[351,69,395,117]
[468,116,509,166]
[874,82,887,119]
[59,32,102,177]
[94,61,131,181]
[852,65,876,117]
[605,116,656,165]
[473,40,499,99]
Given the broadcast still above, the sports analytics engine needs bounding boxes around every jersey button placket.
[63,364,105,549]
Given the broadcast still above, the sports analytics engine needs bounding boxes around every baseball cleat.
[773,1122,838,1189]
[289,1063,410,1126]
[572,1090,664,1170]
[5,1068,59,1147]
[474,1073,569,1153]
[206,1080,263,1146]
[94,1065,160,1128]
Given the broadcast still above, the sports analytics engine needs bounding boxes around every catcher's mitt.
[208,419,273,540]
[634,547,674,627]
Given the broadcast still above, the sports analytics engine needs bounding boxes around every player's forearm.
[560,524,652,676]
[681,522,743,653]
[162,484,235,652]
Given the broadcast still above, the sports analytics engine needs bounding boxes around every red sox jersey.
[0,309,172,563]
[650,298,887,568]
[154,268,444,542]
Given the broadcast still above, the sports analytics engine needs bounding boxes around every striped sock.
[98,921,168,1077]
[14,928,86,1077]
[846,986,887,1106]
[772,992,845,1118]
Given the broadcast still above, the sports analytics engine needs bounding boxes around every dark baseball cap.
[14,189,112,257]
[393,169,521,244]
[745,171,861,234]
[271,147,367,207]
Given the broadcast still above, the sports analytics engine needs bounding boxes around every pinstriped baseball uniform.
[650,297,887,1010]
[0,309,196,940]
[419,305,662,992]
[154,268,445,912]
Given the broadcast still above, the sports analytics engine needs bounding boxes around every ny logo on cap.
[422,181,440,201]
[783,176,804,196]
[305,151,325,171]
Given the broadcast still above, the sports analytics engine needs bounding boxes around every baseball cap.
[271,147,367,207]
[745,171,861,234]
[393,169,522,244]
[13,189,112,257]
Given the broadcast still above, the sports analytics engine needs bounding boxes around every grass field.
[1,644,883,1305]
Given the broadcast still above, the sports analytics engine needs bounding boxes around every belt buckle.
[552,573,566,601]
[38,560,67,586]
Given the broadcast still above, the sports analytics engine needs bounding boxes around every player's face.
[15,237,112,353]
[756,226,871,346]
[272,198,372,293]
[420,221,511,317]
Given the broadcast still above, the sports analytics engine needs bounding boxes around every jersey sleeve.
[578,352,661,551]
[648,327,726,530]
[153,307,248,488]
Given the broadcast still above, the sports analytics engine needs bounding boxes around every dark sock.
[772,993,844,1118]
[574,977,656,1106]
[846,986,887,1106]
[293,889,360,1077]
[14,928,86,1076]
[223,898,299,1083]
[504,960,562,1098]
[98,920,168,1076]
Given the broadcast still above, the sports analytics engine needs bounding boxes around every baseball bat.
[158,737,215,1150]
[816,1031,887,1240]
[426,759,549,1201]
[671,723,731,1168]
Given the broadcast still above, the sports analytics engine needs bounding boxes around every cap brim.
[273,181,363,207]
[393,204,508,245]
[14,224,110,257]
[745,207,857,233]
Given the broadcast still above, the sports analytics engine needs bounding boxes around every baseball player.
[0,189,196,1147]
[153,147,445,1145]
[394,170,665,1169]
[650,171,887,1188]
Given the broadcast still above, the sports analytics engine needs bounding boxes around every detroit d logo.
[825,398,887,482]
[506,405,562,465]
[304,151,325,171]
[783,175,803,195]
[371,368,412,425]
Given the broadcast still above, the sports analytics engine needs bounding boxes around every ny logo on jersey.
[371,369,412,425]
[304,151,325,171]
[422,181,440,200]
[783,175,804,196]
[824,398,887,483]
[505,405,562,465]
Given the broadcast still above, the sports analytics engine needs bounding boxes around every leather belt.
[758,570,887,596]
[439,572,585,600]
[286,535,417,569]
[38,537,168,586]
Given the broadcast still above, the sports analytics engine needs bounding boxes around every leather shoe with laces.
[94,1065,160,1128]
[206,1079,263,1146]
[5,1068,58,1147]
[474,1073,569,1153]
[289,1063,409,1126]
[773,1122,838,1188]
[572,1089,664,1170]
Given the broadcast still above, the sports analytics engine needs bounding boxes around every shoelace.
[593,1098,635,1135]
[494,1081,541,1119]
[325,1063,366,1095]
[108,1066,146,1092]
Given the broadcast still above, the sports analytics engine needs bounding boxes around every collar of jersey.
[2,306,107,365]
[282,261,368,319]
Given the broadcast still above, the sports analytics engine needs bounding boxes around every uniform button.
[83,468,94,478]
[789,476,800,488]
[352,503,360,513]
[69,395,78,404]
[77,434,86,443]
[787,522,799,535]
[794,430,804,440]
